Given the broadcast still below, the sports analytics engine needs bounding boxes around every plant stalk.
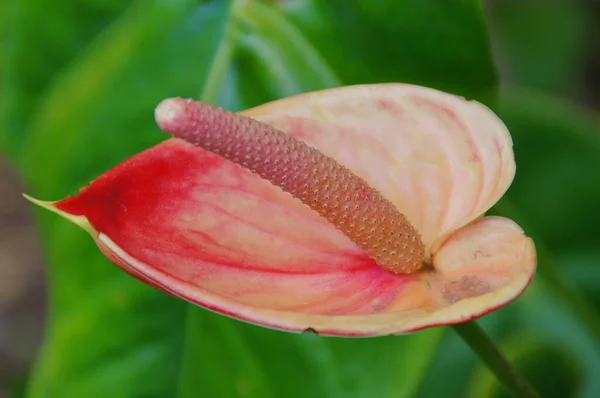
[452,321,540,398]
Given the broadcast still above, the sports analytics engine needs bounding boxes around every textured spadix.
[155,98,425,274]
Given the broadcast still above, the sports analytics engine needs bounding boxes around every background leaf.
[497,88,600,254]
[277,0,497,102]
[0,0,131,158]
[177,312,442,398]
[486,0,593,96]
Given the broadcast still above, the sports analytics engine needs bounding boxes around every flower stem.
[199,37,234,105]
[452,321,540,398]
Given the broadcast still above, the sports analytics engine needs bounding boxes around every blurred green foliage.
[487,0,593,95]
[1,0,599,397]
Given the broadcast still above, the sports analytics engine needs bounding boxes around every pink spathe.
[29,83,536,336]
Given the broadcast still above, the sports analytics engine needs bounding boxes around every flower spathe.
[29,84,536,336]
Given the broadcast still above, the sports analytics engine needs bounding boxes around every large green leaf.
[487,0,593,95]
[18,0,500,397]
[233,1,342,101]
[497,88,600,256]
[177,311,442,398]
[0,0,131,158]
[277,0,497,103]
[493,88,600,338]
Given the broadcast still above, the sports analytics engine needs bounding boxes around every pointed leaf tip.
[23,193,64,218]
[23,193,97,236]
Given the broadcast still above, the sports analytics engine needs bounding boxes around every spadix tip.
[155,97,190,134]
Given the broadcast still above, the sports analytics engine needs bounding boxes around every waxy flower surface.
[31,84,536,336]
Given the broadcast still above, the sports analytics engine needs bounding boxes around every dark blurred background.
[487,0,599,106]
[1,0,599,397]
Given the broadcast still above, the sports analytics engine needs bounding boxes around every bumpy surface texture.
[156,98,425,274]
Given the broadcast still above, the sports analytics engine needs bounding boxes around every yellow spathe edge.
[23,193,97,237]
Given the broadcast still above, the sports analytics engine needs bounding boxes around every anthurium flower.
[29,84,536,336]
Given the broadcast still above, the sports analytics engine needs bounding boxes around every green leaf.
[233,1,342,100]
[560,251,600,310]
[22,0,231,198]
[466,335,582,398]
[0,0,131,158]
[487,0,593,95]
[177,310,442,398]
[277,0,497,102]
[490,87,600,344]
[496,88,600,255]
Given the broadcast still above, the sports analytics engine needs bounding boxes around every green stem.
[452,322,540,398]
[199,37,234,104]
